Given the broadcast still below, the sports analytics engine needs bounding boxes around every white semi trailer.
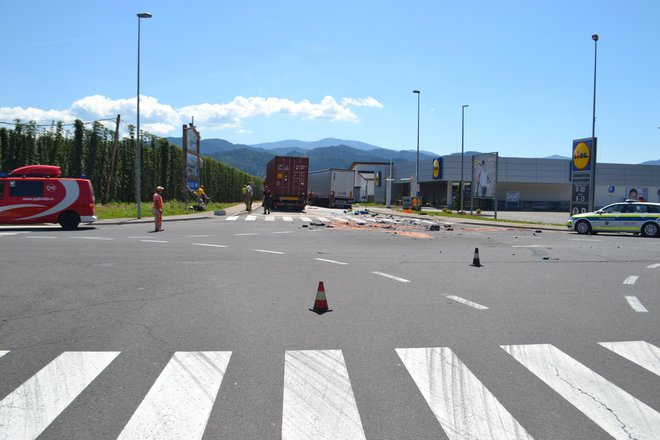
[308,169,355,208]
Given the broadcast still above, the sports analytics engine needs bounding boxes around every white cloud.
[342,97,383,108]
[0,95,384,136]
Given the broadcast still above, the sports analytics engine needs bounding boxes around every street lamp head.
[412,90,420,94]
[592,34,598,41]
[462,104,469,109]
[137,12,153,19]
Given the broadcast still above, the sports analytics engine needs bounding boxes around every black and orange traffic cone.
[310,281,332,314]
[471,248,482,267]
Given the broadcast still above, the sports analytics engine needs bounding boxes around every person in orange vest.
[153,186,164,232]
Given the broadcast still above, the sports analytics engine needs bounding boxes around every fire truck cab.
[0,165,96,229]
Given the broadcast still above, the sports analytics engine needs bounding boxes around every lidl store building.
[350,156,660,211]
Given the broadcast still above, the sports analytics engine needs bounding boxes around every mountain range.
[165,137,660,177]
[166,137,438,176]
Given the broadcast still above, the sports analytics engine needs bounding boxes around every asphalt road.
[0,208,658,440]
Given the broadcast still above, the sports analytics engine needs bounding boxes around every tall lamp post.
[590,33,598,212]
[136,12,152,219]
[460,104,469,212]
[412,90,420,197]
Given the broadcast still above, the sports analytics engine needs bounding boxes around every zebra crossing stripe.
[246,215,257,221]
[599,341,660,376]
[300,216,312,222]
[502,344,660,440]
[317,217,329,222]
[226,216,239,221]
[117,351,231,440]
[0,350,7,359]
[0,351,120,440]
[397,347,534,440]
[283,216,293,222]
[265,216,275,221]
[282,350,366,440]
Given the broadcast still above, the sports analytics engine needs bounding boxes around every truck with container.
[264,156,309,211]
[308,168,355,209]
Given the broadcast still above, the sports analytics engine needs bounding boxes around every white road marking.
[0,351,120,440]
[372,271,410,283]
[625,296,648,312]
[315,258,349,265]
[22,236,57,239]
[282,350,366,440]
[599,341,660,376]
[192,243,228,248]
[512,245,543,248]
[283,216,293,222]
[226,216,239,221]
[446,295,489,310]
[623,275,639,285]
[185,234,216,238]
[0,350,7,359]
[570,238,601,242]
[647,263,660,269]
[235,232,260,236]
[0,232,29,236]
[252,249,284,254]
[502,343,660,440]
[272,231,293,234]
[300,216,312,222]
[265,216,275,222]
[333,217,346,222]
[317,217,329,222]
[69,236,113,240]
[397,347,533,440]
[246,215,257,221]
[140,239,168,243]
[128,236,151,239]
[117,351,231,440]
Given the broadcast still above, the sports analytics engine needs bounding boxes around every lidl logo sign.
[572,139,593,172]
[432,158,442,179]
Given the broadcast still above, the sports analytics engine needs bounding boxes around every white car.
[567,201,660,237]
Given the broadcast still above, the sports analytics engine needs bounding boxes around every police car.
[567,201,660,237]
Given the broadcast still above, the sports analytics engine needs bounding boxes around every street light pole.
[460,104,469,212]
[590,33,598,212]
[136,12,152,219]
[591,34,598,142]
[413,90,420,198]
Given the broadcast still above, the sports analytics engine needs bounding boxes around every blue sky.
[1,1,659,164]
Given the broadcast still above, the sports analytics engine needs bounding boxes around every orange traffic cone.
[310,281,332,314]
[471,248,482,267]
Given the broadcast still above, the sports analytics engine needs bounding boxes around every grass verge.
[95,201,237,219]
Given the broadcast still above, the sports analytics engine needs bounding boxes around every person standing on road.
[244,182,253,212]
[153,186,164,232]
[263,185,272,214]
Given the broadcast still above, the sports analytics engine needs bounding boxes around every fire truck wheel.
[59,211,80,230]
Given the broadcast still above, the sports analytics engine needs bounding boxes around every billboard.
[471,153,497,198]
[183,123,201,191]
[570,137,596,213]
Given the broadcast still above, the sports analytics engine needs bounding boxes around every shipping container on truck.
[308,169,356,209]
[265,156,309,211]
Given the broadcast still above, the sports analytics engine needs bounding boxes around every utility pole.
[103,114,121,203]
